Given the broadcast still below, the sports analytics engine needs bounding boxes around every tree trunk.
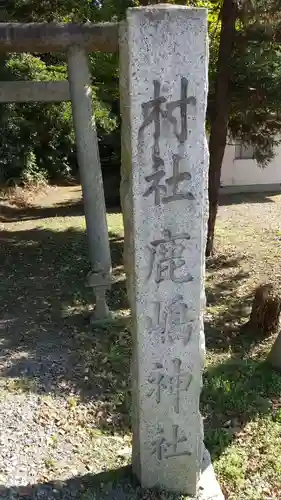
[268,331,281,372]
[206,0,238,257]
[247,284,281,337]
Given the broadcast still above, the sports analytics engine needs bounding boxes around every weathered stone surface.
[68,45,112,321]
[0,81,70,103]
[0,22,118,53]
[120,5,211,496]
[197,448,224,499]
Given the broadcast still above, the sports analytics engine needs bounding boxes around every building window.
[235,142,255,160]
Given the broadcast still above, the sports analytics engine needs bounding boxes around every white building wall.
[220,142,281,191]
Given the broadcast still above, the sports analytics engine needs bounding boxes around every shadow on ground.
[2,193,281,474]
[202,250,281,459]
[0,218,131,428]
[205,251,254,355]
[201,356,281,460]
[205,249,278,356]
[0,199,121,223]
[219,191,280,206]
[0,466,186,500]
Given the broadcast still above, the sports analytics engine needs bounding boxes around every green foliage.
[228,40,281,166]
[0,50,117,184]
[1,0,281,185]
[0,53,73,183]
[0,1,122,186]
[21,150,48,186]
[204,0,281,166]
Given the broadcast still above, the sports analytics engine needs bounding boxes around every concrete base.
[196,447,224,500]
[86,271,112,324]
[89,313,115,327]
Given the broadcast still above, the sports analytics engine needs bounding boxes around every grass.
[1,187,281,499]
[202,192,281,499]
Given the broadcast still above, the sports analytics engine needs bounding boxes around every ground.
[1,186,281,500]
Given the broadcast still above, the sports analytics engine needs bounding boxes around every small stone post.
[120,5,221,497]
[67,45,112,323]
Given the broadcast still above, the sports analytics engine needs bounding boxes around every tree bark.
[247,284,281,337]
[206,0,238,257]
[268,330,281,372]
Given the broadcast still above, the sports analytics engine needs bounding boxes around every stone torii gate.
[0,22,119,322]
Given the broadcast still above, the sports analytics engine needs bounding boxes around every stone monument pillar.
[67,45,112,323]
[120,5,221,497]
